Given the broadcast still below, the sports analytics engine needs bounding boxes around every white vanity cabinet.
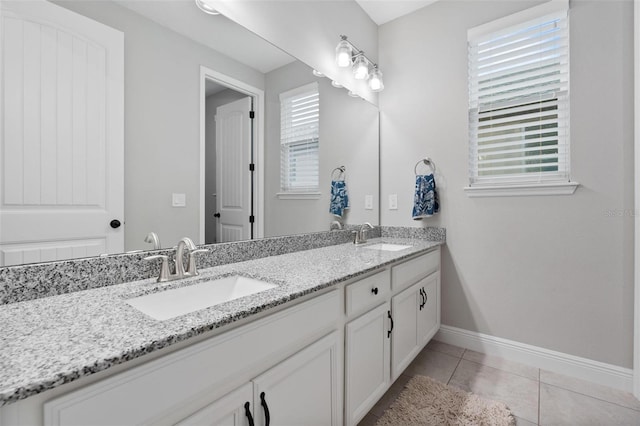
[345,302,391,426]
[391,272,439,380]
[344,248,440,426]
[40,291,340,426]
[178,332,340,426]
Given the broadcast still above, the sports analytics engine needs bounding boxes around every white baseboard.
[435,325,633,393]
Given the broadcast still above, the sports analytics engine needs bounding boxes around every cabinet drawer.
[391,249,439,292]
[44,291,340,426]
[345,269,391,316]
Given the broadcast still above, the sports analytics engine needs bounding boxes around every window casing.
[279,83,320,193]
[467,0,574,193]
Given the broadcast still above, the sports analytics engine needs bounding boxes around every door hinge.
[249,215,255,223]
[249,110,255,119]
[249,163,255,172]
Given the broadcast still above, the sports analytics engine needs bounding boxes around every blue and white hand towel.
[412,174,439,220]
[330,180,350,217]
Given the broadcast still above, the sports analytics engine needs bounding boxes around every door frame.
[634,0,639,399]
[199,66,265,243]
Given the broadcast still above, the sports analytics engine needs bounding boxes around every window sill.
[276,192,322,200]
[464,181,580,197]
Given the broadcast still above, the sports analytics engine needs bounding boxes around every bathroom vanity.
[0,237,441,426]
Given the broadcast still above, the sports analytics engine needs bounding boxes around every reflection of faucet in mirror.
[144,232,161,250]
[146,237,209,282]
[330,221,343,231]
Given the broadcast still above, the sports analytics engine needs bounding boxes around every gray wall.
[379,0,634,368]
[264,61,379,237]
[54,1,265,251]
[204,89,248,244]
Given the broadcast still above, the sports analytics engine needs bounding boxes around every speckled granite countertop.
[0,237,441,406]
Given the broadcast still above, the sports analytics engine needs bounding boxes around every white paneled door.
[215,97,251,243]
[0,0,124,266]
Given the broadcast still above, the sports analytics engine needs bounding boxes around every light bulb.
[195,0,220,15]
[312,69,324,77]
[331,80,343,88]
[368,67,384,92]
[352,54,369,80]
[335,39,352,67]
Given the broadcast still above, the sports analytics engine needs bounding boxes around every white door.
[176,382,254,426]
[0,0,124,266]
[345,303,391,426]
[252,332,340,426]
[215,97,251,243]
[391,281,421,381]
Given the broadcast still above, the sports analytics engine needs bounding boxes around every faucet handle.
[144,255,170,282]
[185,248,209,276]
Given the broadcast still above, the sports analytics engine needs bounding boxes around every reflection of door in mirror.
[0,0,124,266]
[203,70,262,245]
[211,95,252,243]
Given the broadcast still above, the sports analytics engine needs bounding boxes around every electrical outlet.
[389,194,398,210]
[365,195,373,210]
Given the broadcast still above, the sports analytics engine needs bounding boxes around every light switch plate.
[172,193,186,207]
[389,194,398,210]
[365,195,373,210]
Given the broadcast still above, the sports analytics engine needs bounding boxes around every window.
[279,82,320,195]
[466,0,577,196]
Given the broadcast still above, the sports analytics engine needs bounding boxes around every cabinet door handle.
[371,287,379,295]
[244,401,255,426]
[260,391,271,426]
[387,310,394,338]
[423,287,428,305]
[419,288,424,310]
[420,288,426,310]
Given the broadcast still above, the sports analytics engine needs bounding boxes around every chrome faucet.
[330,220,343,231]
[353,222,375,245]
[144,232,161,250]
[145,237,208,282]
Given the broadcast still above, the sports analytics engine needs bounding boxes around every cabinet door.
[252,332,340,426]
[417,272,439,347]
[176,383,254,426]
[391,281,421,381]
[345,302,391,426]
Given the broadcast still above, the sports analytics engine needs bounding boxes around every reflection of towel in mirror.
[330,180,350,217]
[412,174,439,220]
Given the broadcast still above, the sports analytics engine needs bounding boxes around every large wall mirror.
[0,0,379,267]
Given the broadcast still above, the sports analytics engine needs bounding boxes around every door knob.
[110,219,121,229]
[213,212,221,218]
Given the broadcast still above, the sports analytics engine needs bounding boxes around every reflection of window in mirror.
[279,83,320,194]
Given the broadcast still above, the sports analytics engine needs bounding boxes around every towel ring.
[414,158,436,175]
[331,166,346,181]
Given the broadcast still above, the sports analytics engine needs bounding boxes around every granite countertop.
[0,237,441,406]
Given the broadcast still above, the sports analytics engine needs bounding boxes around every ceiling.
[355,0,438,25]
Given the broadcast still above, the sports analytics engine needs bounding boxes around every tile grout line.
[538,368,541,425]
[542,382,640,414]
[447,349,466,386]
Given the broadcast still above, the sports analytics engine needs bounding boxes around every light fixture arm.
[339,35,375,68]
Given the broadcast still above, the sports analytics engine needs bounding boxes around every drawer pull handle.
[371,287,379,295]
[387,310,394,338]
[260,392,271,426]
[244,402,255,426]
[419,288,426,310]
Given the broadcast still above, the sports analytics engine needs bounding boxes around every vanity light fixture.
[335,35,384,91]
[195,0,220,15]
[331,80,343,88]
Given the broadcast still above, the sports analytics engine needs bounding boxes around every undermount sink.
[126,275,278,321]
[362,243,412,252]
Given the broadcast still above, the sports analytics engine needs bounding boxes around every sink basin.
[126,275,278,321]
[362,243,412,252]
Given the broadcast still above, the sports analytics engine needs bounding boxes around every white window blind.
[280,82,319,192]
[468,1,570,186]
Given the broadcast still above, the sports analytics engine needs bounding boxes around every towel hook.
[331,166,346,181]
[414,158,436,175]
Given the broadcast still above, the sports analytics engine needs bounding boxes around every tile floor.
[358,340,640,425]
